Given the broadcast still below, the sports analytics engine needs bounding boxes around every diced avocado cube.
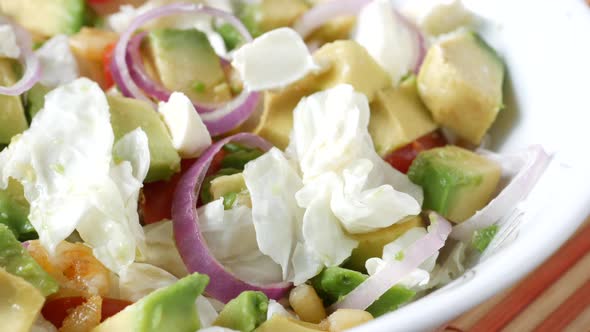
[311,267,415,317]
[0,224,58,296]
[255,315,324,332]
[108,96,181,182]
[0,59,28,145]
[407,146,501,222]
[344,216,423,273]
[214,291,269,332]
[145,28,231,104]
[93,273,209,332]
[25,84,52,122]
[0,0,86,36]
[0,179,36,241]
[369,76,438,156]
[237,0,309,35]
[0,267,46,332]
[255,40,391,149]
[417,30,504,145]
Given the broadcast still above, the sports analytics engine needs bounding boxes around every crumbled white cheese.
[232,27,319,91]
[353,0,418,84]
[36,35,79,87]
[158,92,212,158]
[0,25,20,59]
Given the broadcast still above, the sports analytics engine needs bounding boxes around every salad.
[0,0,551,331]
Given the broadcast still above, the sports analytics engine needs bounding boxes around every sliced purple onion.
[110,3,257,136]
[0,17,41,95]
[451,145,551,241]
[171,133,291,303]
[293,0,373,38]
[330,213,452,311]
[395,11,427,74]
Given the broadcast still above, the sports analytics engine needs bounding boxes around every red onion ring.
[110,3,258,136]
[293,0,373,39]
[171,132,291,303]
[451,145,551,241]
[0,17,41,96]
[329,213,452,311]
[394,11,427,74]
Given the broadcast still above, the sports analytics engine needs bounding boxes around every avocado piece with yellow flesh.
[344,215,424,273]
[214,291,269,332]
[255,40,391,149]
[108,96,181,182]
[255,315,324,332]
[311,267,415,317]
[92,273,209,332]
[0,179,36,241]
[145,28,231,104]
[417,30,504,145]
[0,224,58,296]
[238,0,309,36]
[0,267,46,332]
[407,146,501,222]
[0,59,28,145]
[369,76,438,156]
[0,0,86,36]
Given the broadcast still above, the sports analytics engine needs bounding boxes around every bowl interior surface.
[353,0,590,331]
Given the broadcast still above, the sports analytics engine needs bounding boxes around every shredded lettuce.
[0,79,148,273]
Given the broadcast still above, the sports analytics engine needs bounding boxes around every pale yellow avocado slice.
[0,59,28,145]
[254,40,391,149]
[0,267,45,332]
[0,0,85,37]
[417,29,504,145]
[369,76,438,156]
[145,28,232,104]
[344,215,424,272]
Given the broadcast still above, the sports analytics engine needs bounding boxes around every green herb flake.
[222,192,238,210]
[394,251,405,261]
[472,224,498,253]
[192,81,206,93]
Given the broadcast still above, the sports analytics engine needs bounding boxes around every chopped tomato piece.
[142,159,196,224]
[384,131,447,173]
[42,297,132,329]
[102,42,116,90]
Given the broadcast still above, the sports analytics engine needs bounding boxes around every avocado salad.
[0,0,551,331]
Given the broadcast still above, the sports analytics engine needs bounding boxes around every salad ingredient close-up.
[0,0,554,331]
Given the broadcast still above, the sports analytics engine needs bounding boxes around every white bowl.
[353,0,590,331]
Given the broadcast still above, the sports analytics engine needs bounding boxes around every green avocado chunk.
[0,0,86,36]
[25,84,52,122]
[145,28,231,104]
[407,146,501,223]
[0,224,58,296]
[0,59,28,145]
[214,291,269,332]
[344,216,423,273]
[108,95,181,182]
[417,30,504,145]
[93,273,209,332]
[311,267,415,317]
[0,179,36,241]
